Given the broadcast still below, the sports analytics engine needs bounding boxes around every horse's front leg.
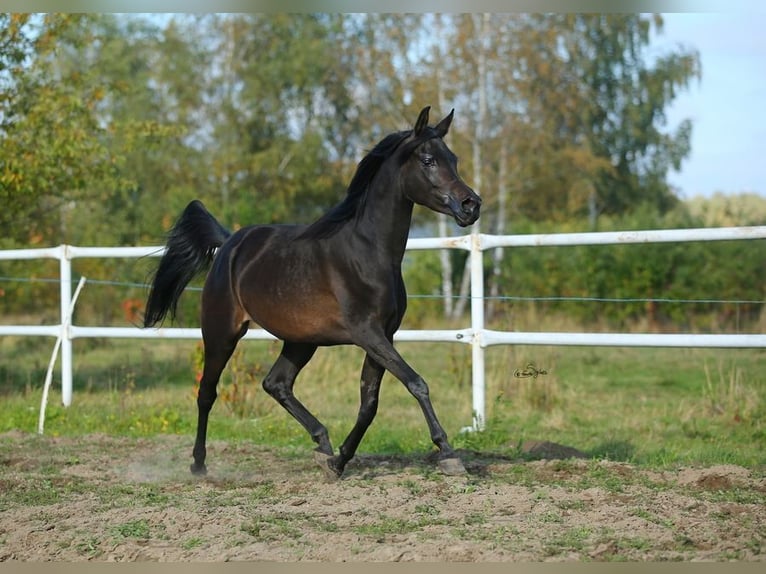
[330,354,385,476]
[361,333,467,476]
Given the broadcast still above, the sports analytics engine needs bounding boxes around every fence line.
[7,276,765,306]
[2,225,766,432]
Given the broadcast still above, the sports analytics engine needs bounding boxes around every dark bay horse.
[143,107,481,479]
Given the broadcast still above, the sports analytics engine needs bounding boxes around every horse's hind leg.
[191,320,248,475]
[261,342,337,477]
[332,354,384,475]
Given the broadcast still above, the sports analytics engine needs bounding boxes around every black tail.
[143,200,231,327]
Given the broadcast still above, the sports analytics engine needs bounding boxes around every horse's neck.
[354,174,414,264]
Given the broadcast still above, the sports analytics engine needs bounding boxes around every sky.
[654,12,766,199]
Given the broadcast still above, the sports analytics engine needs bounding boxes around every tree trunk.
[434,14,454,318]
[487,139,508,321]
[451,13,489,320]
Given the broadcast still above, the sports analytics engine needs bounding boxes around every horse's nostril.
[461,197,479,213]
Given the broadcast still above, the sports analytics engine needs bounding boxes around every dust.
[0,432,764,562]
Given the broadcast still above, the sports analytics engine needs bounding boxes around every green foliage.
[486,205,766,330]
[398,199,766,332]
[0,13,758,331]
[1,14,702,242]
[0,15,142,245]
[686,192,766,227]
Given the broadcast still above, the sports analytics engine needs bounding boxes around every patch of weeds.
[531,488,551,502]
[96,484,138,508]
[35,460,65,477]
[548,459,584,475]
[464,511,487,526]
[538,510,563,524]
[673,533,698,550]
[621,537,652,554]
[202,491,246,508]
[241,515,303,542]
[452,480,480,494]
[588,440,635,461]
[555,498,589,511]
[576,465,627,493]
[5,479,61,506]
[138,486,172,506]
[416,465,447,482]
[74,535,102,558]
[595,550,631,562]
[628,507,654,522]
[702,487,765,505]
[453,524,521,550]
[629,509,675,531]
[354,512,448,541]
[414,503,439,516]
[111,518,151,540]
[400,478,425,496]
[593,534,652,559]
[500,464,539,487]
[744,537,761,555]
[181,536,205,550]
[543,526,592,556]
[312,518,339,534]
[634,473,672,492]
[249,481,276,500]
[355,516,414,538]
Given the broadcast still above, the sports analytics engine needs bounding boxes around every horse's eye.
[421,155,435,168]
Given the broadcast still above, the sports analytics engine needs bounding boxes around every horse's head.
[401,106,481,227]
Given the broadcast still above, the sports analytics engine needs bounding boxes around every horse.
[143,106,481,480]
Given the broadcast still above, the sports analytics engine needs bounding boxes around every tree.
[558,14,701,220]
[48,14,199,247]
[431,14,700,316]
[0,14,134,246]
[1,13,711,324]
[193,14,357,229]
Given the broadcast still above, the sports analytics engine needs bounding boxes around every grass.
[1,333,765,469]
[111,519,152,540]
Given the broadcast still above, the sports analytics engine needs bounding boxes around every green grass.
[1,335,764,469]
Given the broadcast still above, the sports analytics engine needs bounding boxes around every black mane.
[299,129,413,240]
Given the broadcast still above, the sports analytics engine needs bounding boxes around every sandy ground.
[0,431,764,562]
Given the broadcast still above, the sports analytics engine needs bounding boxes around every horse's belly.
[232,232,353,344]
[246,295,352,345]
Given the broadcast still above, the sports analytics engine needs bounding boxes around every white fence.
[2,225,766,432]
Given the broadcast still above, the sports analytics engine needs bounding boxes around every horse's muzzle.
[453,192,482,227]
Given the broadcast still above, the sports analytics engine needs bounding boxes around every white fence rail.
[2,225,766,432]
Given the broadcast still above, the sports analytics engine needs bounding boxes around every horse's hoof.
[190,463,207,476]
[313,450,342,482]
[438,457,467,476]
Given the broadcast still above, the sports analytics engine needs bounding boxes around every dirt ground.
[0,431,764,562]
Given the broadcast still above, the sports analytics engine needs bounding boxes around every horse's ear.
[434,109,454,138]
[414,106,431,136]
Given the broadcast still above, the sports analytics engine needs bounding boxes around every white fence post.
[59,245,73,407]
[469,230,486,431]
[40,276,86,433]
